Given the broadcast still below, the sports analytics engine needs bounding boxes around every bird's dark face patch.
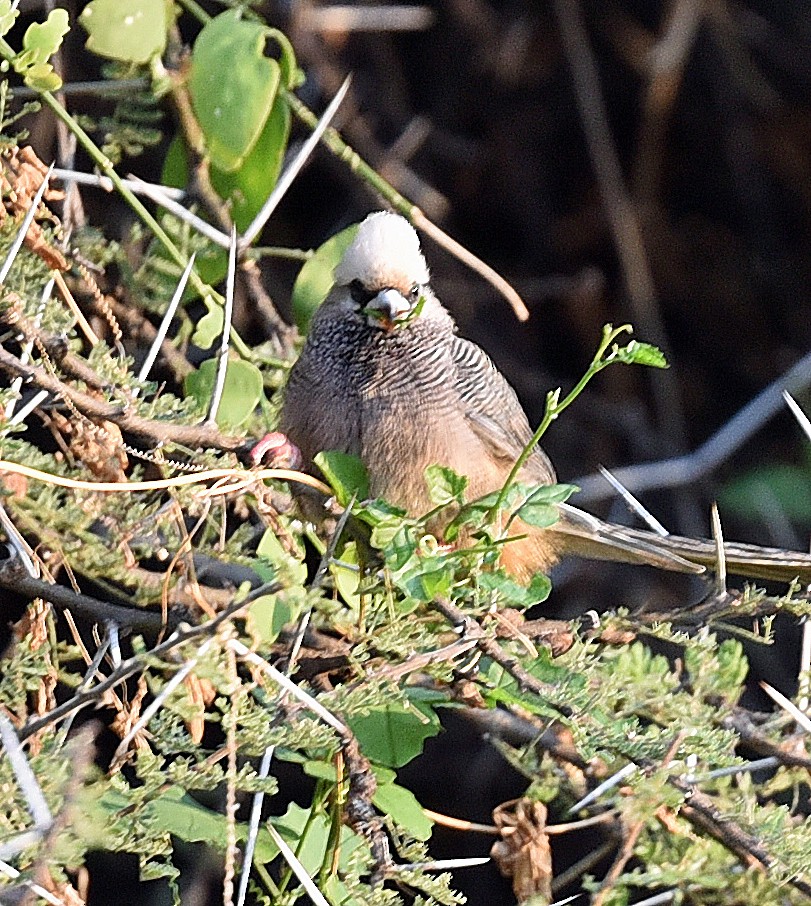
[351,281,427,332]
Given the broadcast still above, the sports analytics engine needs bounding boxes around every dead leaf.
[491,798,553,903]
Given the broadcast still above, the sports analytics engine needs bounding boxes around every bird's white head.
[333,212,431,330]
[334,211,429,291]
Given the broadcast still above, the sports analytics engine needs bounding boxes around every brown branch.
[239,258,298,357]
[720,708,811,771]
[431,597,567,708]
[0,345,246,454]
[0,556,175,635]
[670,779,811,898]
[593,733,686,905]
[340,730,392,884]
[18,591,272,742]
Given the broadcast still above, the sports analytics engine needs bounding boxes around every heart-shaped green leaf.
[188,10,280,172]
[209,95,290,233]
[346,702,441,768]
[372,778,433,840]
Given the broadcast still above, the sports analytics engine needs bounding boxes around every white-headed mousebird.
[277,211,811,585]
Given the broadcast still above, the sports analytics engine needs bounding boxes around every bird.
[279,210,811,585]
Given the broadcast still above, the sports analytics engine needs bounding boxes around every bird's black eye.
[349,279,374,305]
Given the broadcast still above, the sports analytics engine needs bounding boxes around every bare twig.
[296,5,434,32]
[18,592,269,742]
[128,174,231,248]
[0,555,174,635]
[431,597,562,703]
[597,465,668,535]
[0,344,245,453]
[0,859,67,905]
[109,637,218,770]
[573,348,811,502]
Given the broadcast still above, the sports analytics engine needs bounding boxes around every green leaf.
[273,803,366,874]
[11,8,70,91]
[397,559,454,602]
[615,340,668,368]
[23,8,69,63]
[190,306,222,349]
[382,523,418,571]
[366,507,409,549]
[161,134,189,189]
[372,780,433,841]
[716,639,749,690]
[80,0,169,64]
[719,463,811,523]
[330,541,362,611]
[347,703,441,768]
[314,450,369,505]
[291,225,358,332]
[188,10,280,172]
[303,760,338,781]
[513,483,578,528]
[99,786,278,861]
[0,0,20,38]
[477,570,551,607]
[210,95,290,233]
[424,464,468,507]
[20,61,61,92]
[482,647,576,708]
[247,592,302,645]
[184,358,264,428]
[256,527,307,586]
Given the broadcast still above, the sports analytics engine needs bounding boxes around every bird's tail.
[551,503,811,583]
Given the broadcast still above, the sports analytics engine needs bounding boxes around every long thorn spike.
[206,229,237,426]
[239,76,352,249]
[135,252,196,394]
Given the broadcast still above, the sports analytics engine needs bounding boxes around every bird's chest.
[321,334,463,501]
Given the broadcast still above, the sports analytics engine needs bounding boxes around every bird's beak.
[364,288,417,331]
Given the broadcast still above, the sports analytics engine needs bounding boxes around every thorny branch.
[0,343,247,454]
[17,590,275,742]
[0,555,177,634]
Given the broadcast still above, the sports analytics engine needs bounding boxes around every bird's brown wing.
[449,336,556,485]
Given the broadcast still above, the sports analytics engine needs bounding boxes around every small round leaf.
[184,358,264,428]
[80,0,169,64]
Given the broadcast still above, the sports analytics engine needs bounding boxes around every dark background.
[13,1,811,903]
